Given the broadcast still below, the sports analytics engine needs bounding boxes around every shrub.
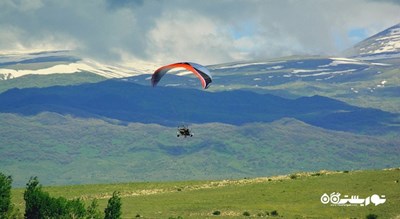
[289,174,297,179]
[270,210,279,216]
[66,198,86,218]
[366,213,378,219]
[212,210,221,215]
[243,211,250,216]
[87,199,102,219]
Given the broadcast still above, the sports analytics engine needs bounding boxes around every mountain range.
[1,23,399,186]
[0,80,397,134]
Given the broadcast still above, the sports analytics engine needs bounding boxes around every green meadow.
[11,168,400,218]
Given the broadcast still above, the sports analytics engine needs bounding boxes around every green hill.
[1,112,399,187]
[10,168,400,218]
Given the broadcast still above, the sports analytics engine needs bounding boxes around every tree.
[86,199,102,219]
[24,177,44,219]
[104,192,122,219]
[0,172,13,219]
[66,198,86,218]
[24,176,86,219]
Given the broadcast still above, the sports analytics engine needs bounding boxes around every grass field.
[11,168,400,218]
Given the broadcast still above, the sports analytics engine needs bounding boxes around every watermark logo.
[321,192,386,206]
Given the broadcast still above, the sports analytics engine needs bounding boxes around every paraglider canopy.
[151,62,212,89]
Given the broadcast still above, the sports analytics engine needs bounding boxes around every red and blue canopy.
[151,62,212,89]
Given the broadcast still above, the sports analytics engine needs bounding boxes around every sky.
[0,0,400,65]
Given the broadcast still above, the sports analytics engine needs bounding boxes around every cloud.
[0,0,399,64]
[105,0,144,10]
[0,0,44,12]
[146,10,242,63]
[368,0,400,5]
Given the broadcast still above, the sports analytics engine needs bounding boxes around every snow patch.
[0,59,153,79]
[0,63,86,78]
[319,58,365,67]
[267,65,284,70]
[297,69,357,77]
[291,69,329,74]
[350,87,359,93]
[370,62,391,66]
[377,80,387,88]
[215,61,285,70]
[165,84,182,87]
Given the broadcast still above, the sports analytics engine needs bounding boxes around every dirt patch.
[78,170,343,200]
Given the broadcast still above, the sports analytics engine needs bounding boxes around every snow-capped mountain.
[346,23,400,59]
[1,24,398,84]
[128,56,391,89]
[209,57,383,80]
[1,23,399,115]
[0,50,156,80]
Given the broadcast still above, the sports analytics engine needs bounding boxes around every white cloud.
[146,10,237,64]
[0,0,44,11]
[0,0,399,64]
